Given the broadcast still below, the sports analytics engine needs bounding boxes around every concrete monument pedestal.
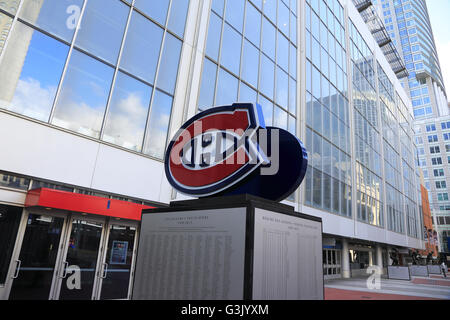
[132,195,323,300]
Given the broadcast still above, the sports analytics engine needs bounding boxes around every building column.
[376,245,383,274]
[341,238,350,278]
[369,251,373,267]
[387,246,393,265]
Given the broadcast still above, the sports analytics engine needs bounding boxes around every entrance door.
[95,222,138,300]
[323,249,342,280]
[8,213,67,300]
[55,216,106,300]
[0,205,24,299]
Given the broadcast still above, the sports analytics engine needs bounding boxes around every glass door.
[8,213,66,300]
[56,216,105,300]
[95,222,138,300]
[0,205,23,299]
[323,249,342,280]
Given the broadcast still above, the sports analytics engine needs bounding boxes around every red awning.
[25,188,155,221]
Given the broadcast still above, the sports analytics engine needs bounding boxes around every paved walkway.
[324,276,450,300]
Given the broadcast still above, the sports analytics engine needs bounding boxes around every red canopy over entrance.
[25,188,154,221]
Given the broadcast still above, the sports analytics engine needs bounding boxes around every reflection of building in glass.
[0,0,43,103]
[418,178,439,257]
[0,0,437,299]
[414,115,450,253]
[371,0,449,254]
[0,13,12,54]
[372,0,448,119]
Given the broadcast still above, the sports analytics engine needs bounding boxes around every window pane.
[75,0,128,64]
[288,115,296,135]
[0,0,20,15]
[290,43,297,79]
[312,65,321,99]
[19,0,83,42]
[212,0,225,16]
[277,31,289,71]
[274,106,287,129]
[120,11,163,84]
[205,12,222,61]
[241,40,259,88]
[221,22,242,75]
[245,2,261,46]
[277,1,289,36]
[0,13,12,55]
[263,0,276,23]
[239,82,257,103]
[52,50,114,138]
[198,58,217,110]
[312,36,320,67]
[258,94,273,126]
[156,33,182,94]
[276,67,288,108]
[134,0,169,25]
[225,0,244,33]
[167,0,189,38]
[313,98,322,134]
[102,72,152,152]
[259,54,275,99]
[0,23,68,122]
[216,68,238,106]
[291,0,297,14]
[290,11,297,45]
[0,174,30,190]
[289,77,296,115]
[313,168,322,206]
[262,17,275,60]
[143,90,172,159]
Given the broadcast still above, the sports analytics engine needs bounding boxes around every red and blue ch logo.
[164,103,308,202]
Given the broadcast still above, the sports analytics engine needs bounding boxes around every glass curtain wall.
[304,0,352,218]
[198,0,298,136]
[0,0,189,160]
[349,21,383,227]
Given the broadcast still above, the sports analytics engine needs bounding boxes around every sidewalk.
[324,276,450,300]
[325,287,440,300]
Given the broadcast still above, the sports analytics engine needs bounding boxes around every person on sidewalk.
[441,261,448,278]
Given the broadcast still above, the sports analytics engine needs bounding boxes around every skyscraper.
[372,0,450,252]
[373,0,447,118]
[0,0,426,300]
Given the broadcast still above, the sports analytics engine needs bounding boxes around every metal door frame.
[2,208,69,300]
[323,248,342,280]
[93,219,140,300]
[51,213,108,300]
[2,209,140,300]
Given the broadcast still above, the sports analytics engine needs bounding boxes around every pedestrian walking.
[441,261,448,278]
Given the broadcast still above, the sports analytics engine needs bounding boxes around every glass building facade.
[0,0,427,293]
[198,0,298,136]
[0,0,423,238]
[303,0,352,219]
[373,0,447,119]
[373,0,449,252]
[195,0,422,239]
[0,0,189,159]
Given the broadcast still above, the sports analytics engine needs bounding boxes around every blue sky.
[426,0,450,101]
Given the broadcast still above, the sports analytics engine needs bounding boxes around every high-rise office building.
[0,0,424,300]
[373,0,447,118]
[372,0,449,253]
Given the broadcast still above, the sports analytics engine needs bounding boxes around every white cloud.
[104,92,148,149]
[2,77,56,122]
[1,76,169,155]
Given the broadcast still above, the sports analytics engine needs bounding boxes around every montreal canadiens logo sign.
[164,103,308,202]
